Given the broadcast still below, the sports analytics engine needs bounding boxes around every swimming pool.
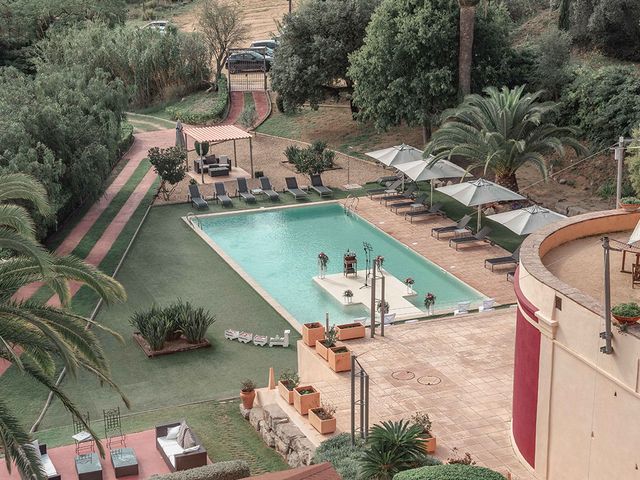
[195,203,483,326]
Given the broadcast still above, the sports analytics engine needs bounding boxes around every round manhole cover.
[391,370,415,381]
[417,375,442,386]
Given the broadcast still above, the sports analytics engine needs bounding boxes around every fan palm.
[426,86,586,192]
[359,420,428,479]
[0,174,127,480]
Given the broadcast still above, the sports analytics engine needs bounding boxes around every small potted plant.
[302,322,325,347]
[343,289,354,304]
[316,326,337,360]
[611,302,640,324]
[376,300,390,314]
[293,385,320,415]
[404,277,415,294]
[328,345,351,372]
[278,370,300,404]
[618,196,640,212]
[411,411,436,453]
[335,321,366,341]
[240,379,256,410]
[424,292,436,315]
[309,402,337,434]
[318,252,329,278]
[375,255,384,268]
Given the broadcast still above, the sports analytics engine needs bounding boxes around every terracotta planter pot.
[309,408,337,434]
[328,346,351,373]
[302,322,325,347]
[420,436,437,454]
[618,202,640,212]
[240,390,256,409]
[335,322,365,341]
[315,340,331,360]
[293,386,320,415]
[612,313,640,324]
[278,381,295,404]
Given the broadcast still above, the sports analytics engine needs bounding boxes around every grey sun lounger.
[188,184,208,210]
[404,202,446,223]
[449,226,493,250]
[484,246,520,271]
[381,184,417,205]
[260,177,280,200]
[214,182,233,207]
[285,177,308,199]
[236,177,256,203]
[367,178,402,197]
[389,193,427,213]
[310,174,333,197]
[431,214,472,239]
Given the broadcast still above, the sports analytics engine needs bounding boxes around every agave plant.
[129,306,170,351]
[177,300,216,343]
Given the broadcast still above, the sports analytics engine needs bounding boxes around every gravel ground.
[155,133,390,204]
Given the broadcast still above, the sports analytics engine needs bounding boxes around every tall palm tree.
[458,0,481,96]
[0,174,127,480]
[426,86,586,192]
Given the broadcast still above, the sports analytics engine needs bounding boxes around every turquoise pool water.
[199,203,483,325]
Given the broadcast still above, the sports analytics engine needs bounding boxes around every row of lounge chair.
[188,175,334,209]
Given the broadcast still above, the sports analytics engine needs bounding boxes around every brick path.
[252,91,270,125]
[223,91,245,125]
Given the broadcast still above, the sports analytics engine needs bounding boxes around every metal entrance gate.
[351,354,370,444]
[227,47,269,91]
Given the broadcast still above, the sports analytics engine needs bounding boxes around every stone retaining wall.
[240,404,315,467]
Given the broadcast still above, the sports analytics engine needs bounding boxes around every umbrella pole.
[477,204,482,231]
[430,180,433,207]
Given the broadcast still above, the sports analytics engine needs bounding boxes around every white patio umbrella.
[487,205,566,236]
[394,157,469,206]
[628,219,640,245]
[365,144,424,191]
[436,178,525,231]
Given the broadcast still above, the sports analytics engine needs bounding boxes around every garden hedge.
[149,461,250,480]
[167,75,229,125]
[393,464,505,480]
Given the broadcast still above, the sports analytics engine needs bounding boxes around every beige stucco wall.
[518,210,640,480]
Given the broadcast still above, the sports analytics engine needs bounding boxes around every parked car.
[250,39,278,51]
[226,51,272,74]
[142,20,171,33]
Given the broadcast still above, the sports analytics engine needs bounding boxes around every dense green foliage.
[393,464,505,479]
[271,0,380,111]
[531,28,572,100]
[167,76,229,124]
[349,0,517,140]
[284,141,335,176]
[561,66,640,147]
[36,23,210,107]
[313,433,365,479]
[147,147,187,201]
[149,460,250,480]
[626,127,640,196]
[426,86,584,191]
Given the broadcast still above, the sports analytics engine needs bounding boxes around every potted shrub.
[293,385,320,415]
[278,370,299,404]
[240,379,256,409]
[411,411,436,453]
[618,196,640,211]
[328,345,351,372]
[404,277,415,294]
[318,252,329,278]
[376,300,390,314]
[335,322,365,341]
[316,326,337,360]
[309,403,337,434]
[611,302,640,324]
[343,289,354,304]
[424,292,436,315]
[302,322,325,347]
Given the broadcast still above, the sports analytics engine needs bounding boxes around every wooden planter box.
[278,381,295,404]
[328,346,351,373]
[302,322,325,347]
[309,408,337,434]
[133,333,210,358]
[293,386,320,415]
[335,322,365,341]
[315,340,331,360]
[419,436,437,454]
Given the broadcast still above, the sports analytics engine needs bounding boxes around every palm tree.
[426,86,586,192]
[458,0,481,96]
[0,174,127,480]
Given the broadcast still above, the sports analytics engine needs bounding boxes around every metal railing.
[351,354,370,444]
[186,212,202,229]
[344,195,359,215]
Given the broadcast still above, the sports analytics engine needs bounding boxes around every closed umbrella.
[395,157,469,206]
[366,144,424,191]
[436,178,525,230]
[175,120,186,149]
[487,205,566,236]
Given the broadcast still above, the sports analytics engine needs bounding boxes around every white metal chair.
[453,301,471,315]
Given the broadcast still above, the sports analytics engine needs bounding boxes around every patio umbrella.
[394,158,469,206]
[487,205,566,236]
[628,219,640,245]
[365,144,424,191]
[436,178,525,231]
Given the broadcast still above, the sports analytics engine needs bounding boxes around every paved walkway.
[252,91,270,125]
[355,197,517,306]
[309,309,533,479]
[224,91,245,125]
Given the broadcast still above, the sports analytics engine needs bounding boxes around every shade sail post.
[430,180,434,207]
[249,136,254,177]
[233,140,238,167]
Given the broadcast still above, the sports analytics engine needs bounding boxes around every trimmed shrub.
[313,433,364,479]
[531,28,572,100]
[393,464,505,479]
[118,121,134,155]
[239,102,257,128]
[149,460,250,480]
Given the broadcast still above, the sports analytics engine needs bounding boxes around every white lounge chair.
[479,298,495,312]
[383,313,396,324]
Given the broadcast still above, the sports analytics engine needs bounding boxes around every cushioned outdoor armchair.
[156,421,207,472]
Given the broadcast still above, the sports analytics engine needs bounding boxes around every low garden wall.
[240,403,315,468]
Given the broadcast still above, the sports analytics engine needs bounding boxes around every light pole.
[614,136,625,208]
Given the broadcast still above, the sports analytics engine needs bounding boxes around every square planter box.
[420,436,437,454]
[302,322,325,347]
[293,386,320,415]
[315,340,332,361]
[328,346,351,373]
[335,322,365,341]
[278,381,295,404]
[309,408,337,435]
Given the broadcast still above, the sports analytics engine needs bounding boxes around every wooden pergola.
[183,125,254,176]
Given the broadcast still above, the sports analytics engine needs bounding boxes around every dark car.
[226,51,272,74]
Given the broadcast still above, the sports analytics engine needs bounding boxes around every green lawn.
[132,91,222,121]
